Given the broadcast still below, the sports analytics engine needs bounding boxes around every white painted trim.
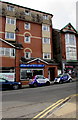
[27,58,49,65]
[0,38,15,48]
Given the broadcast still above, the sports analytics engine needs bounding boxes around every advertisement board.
[0,73,15,81]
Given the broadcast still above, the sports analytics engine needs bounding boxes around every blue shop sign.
[20,64,45,68]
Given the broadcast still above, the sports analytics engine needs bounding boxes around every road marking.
[69,94,78,97]
[32,99,63,120]
[32,94,78,119]
[38,97,70,119]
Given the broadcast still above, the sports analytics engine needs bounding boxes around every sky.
[1,0,77,30]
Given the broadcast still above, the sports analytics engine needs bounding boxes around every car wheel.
[33,83,37,87]
[69,79,72,82]
[46,81,50,86]
[59,80,63,84]
[13,85,19,90]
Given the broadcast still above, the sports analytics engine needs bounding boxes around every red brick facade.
[0,1,58,84]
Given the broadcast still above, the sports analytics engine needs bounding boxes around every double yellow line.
[32,94,78,120]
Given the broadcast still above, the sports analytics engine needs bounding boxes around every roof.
[0,38,23,49]
[20,57,58,65]
[0,38,16,48]
[61,23,77,34]
[1,1,53,17]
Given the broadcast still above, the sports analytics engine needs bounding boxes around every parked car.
[0,78,22,90]
[54,73,72,84]
[29,75,50,87]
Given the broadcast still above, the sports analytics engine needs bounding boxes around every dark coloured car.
[29,75,50,87]
[0,78,22,90]
[54,73,72,84]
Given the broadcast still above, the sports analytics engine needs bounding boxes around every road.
[2,80,77,119]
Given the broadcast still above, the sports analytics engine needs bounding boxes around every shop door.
[49,68,55,81]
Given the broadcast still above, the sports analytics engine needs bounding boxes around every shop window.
[20,69,32,80]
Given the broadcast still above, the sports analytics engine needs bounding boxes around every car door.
[2,79,11,90]
[63,74,68,82]
[0,79,2,90]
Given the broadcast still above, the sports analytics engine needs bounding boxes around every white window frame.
[65,34,76,45]
[66,46,77,60]
[42,38,50,44]
[43,53,51,59]
[5,32,15,40]
[25,52,31,59]
[0,47,15,57]
[24,36,31,43]
[10,48,15,57]
[43,15,48,20]
[5,48,10,56]
[24,23,30,30]
[0,47,4,56]
[7,5,14,11]
[6,17,16,25]
[42,25,50,31]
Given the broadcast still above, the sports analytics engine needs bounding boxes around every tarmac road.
[2,80,77,119]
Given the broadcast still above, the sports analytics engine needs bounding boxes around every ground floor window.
[20,69,43,80]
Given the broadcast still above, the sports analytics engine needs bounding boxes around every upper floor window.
[5,32,15,40]
[42,25,50,31]
[0,47,15,57]
[6,18,16,25]
[43,53,51,59]
[25,52,31,59]
[43,38,50,44]
[24,36,31,43]
[65,34,76,45]
[7,5,14,11]
[25,10,30,16]
[66,47,77,60]
[25,23,30,30]
[43,15,48,20]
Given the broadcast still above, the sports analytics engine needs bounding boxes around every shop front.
[65,60,78,78]
[20,64,44,80]
[20,58,58,84]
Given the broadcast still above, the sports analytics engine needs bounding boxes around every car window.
[37,75,44,79]
[0,79,6,82]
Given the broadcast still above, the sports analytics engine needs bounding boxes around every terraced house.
[53,23,78,77]
[0,1,58,84]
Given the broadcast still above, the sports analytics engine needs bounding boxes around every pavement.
[47,95,78,119]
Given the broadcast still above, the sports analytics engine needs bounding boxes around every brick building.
[53,23,78,77]
[0,1,58,84]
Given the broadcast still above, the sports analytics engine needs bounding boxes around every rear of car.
[29,75,50,87]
